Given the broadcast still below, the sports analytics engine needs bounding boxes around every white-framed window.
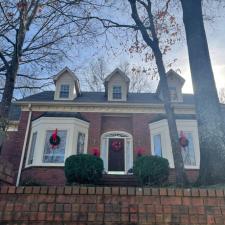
[43,130,67,163]
[112,86,122,99]
[59,84,70,98]
[180,132,196,166]
[153,134,162,157]
[149,119,200,169]
[26,117,89,167]
[27,132,37,165]
[169,87,178,101]
[77,132,85,154]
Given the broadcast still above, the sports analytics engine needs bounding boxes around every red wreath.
[49,129,60,149]
[111,140,122,151]
[179,131,189,148]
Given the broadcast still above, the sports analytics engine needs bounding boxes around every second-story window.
[169,87,178,101]
[60,84,70,98]
[113,86,122,99]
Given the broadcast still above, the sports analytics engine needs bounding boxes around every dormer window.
[113,86,122,99]
[60,84,70,98]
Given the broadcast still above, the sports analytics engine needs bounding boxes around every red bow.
[52,129,58,143]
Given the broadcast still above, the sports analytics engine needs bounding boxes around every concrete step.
[100,174,139,186]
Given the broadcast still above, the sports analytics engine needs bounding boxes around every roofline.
[156,69,185,93]
[53,67,79,83]
[15,100,196,109]
[104,68,130,83]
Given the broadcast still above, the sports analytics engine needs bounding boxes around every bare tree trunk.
[1,69,17,119]
[153,44,187,186]
[181,0,225,184]
[128,0,187,186]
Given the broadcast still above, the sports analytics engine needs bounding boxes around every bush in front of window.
[133,155,169,186]
[65,154,104,184]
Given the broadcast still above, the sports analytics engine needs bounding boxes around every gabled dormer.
[104,68,130,101]
[157,69,185,102]
[54,67,81,100]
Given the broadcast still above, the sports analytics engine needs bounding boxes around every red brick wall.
[21,167,66,186]
[169,169,199,184]
[1,111,199,185]
[1,111,44,184]
[0,186,224,224]
[82,112,102,153]
[1,112,30,182]
[0,157,14,185]
[132,114,156,158]
[101,115,132,134]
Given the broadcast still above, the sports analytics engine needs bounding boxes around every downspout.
[16,104,32,186]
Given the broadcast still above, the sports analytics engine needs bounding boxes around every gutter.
[14,100,196,110]
[16,104,32,186]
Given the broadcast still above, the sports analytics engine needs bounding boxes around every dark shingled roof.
[33,112,89,122]
[17,91,196,105]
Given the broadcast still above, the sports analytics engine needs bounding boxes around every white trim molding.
[100,131,133,174]
[149,119,200,169]
[25,117,89,168]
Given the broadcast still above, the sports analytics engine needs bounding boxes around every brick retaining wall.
[1,186,225,224]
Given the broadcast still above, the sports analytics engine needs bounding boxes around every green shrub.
[133,155,169,186]
[65,154,104,184]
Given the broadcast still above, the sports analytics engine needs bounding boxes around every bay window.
[150,119,200,169]
[26,116,89,167]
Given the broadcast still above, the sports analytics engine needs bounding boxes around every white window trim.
[26,117,89,168]
[149,119,200,169]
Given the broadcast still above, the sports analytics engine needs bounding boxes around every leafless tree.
[0,0,100,119]
[78,0,186,185]
[82,57,154,93]
[180,0,225,184]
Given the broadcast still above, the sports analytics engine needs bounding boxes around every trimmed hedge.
[65,154,104,184]
[133,155,169,186]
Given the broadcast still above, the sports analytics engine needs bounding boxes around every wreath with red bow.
[111,140,122,151]
[49,129,60,149]
[179,131,189,148]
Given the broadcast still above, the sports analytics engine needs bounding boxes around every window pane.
[60,85,69,98]
[169,87,178,101]
[43,130,67,163]
[77,132,85,154]
[28,132,37,165]
[181,132,196,166]
[153,134,162,157]
[113,86,122,99]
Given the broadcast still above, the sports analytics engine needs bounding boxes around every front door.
[108,138,125,172]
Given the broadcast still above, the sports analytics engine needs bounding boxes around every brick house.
[2,67,222,186]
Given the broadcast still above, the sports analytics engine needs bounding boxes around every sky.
[176,13,225,93]
[10,0,224,98]
[65,1,225,95]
